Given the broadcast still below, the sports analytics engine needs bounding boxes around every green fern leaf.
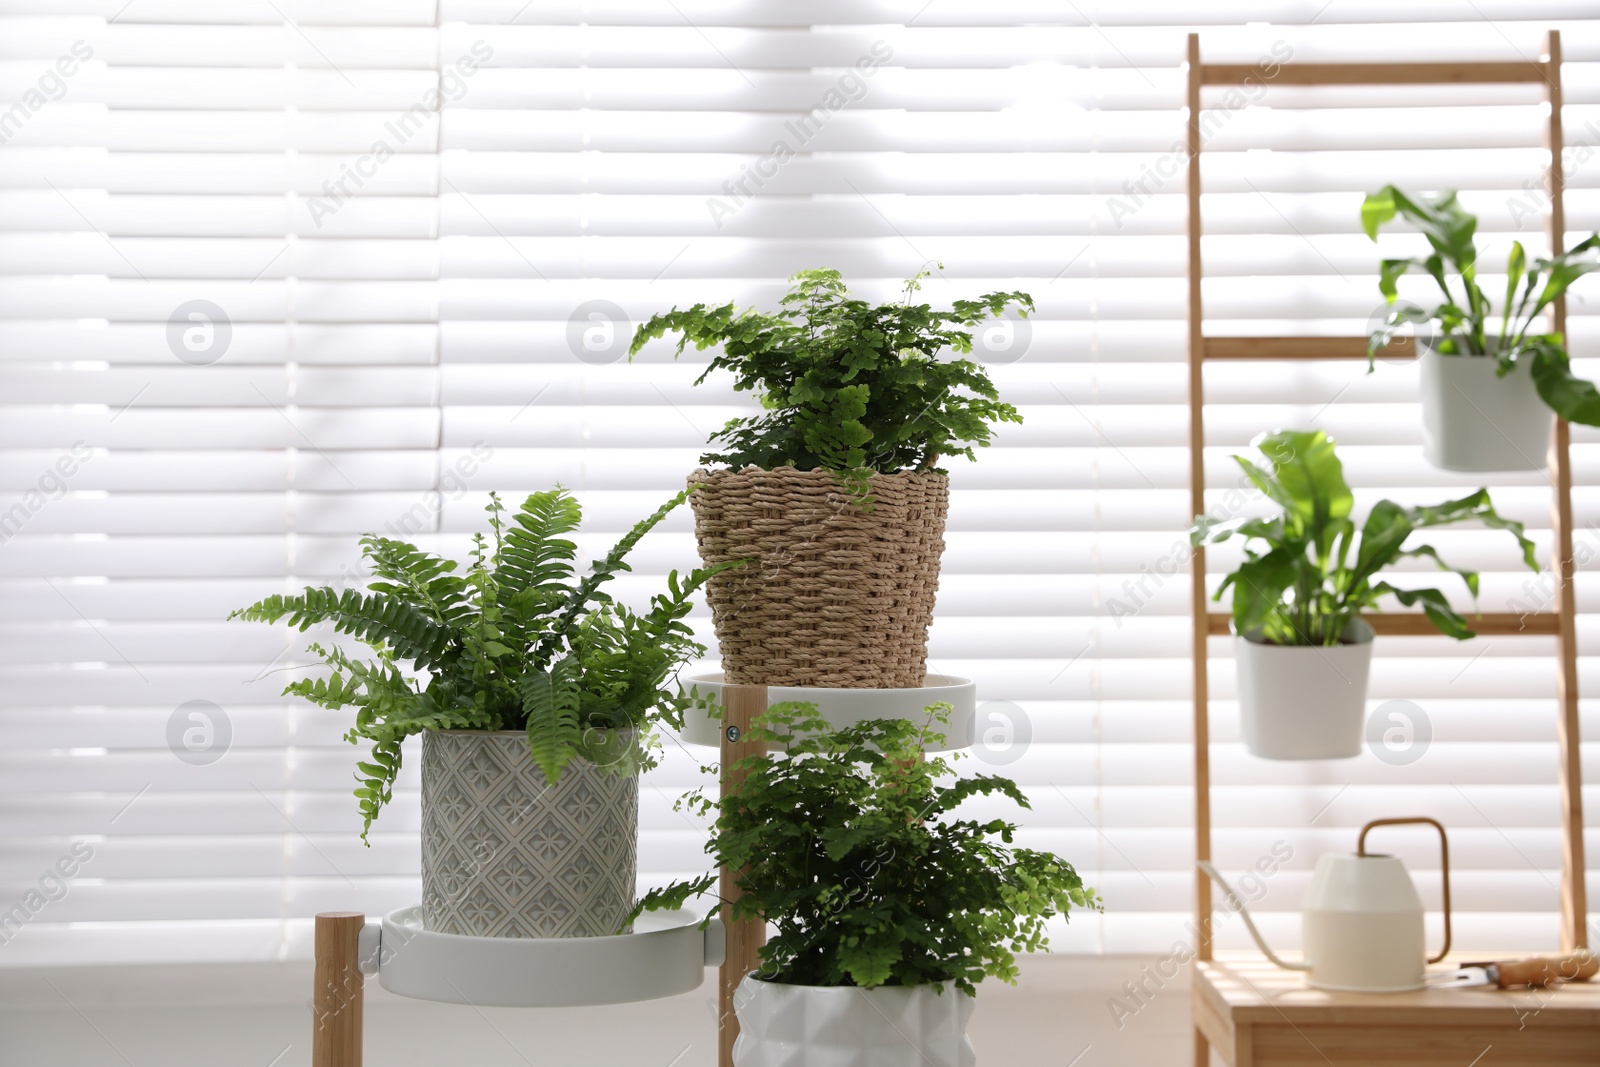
[495,488,582,601]
[520,655,583,783]
[533,488,689,665]
[231,587,458,671]
[361,536,474,627]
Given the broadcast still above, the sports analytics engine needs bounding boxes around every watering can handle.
[1359,817,1452,964]
[1196,861,1312,972]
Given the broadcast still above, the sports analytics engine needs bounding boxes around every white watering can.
[1200,817,1451,993]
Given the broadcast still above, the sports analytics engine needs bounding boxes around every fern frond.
[533,488,689,664]
[290,640,427,843]
[571,561,730,727]
[343,681,496,842]
[640,561,738,645]
[231,587,458,670]
[519,655,583,783]
[486,492,506,559]
[285,672,362,711]
[353,738,402,842]
[495,488,582,602]
[360,536,474,627]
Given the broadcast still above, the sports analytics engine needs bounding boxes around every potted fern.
[232,488,725,938]
[638,702,1097,1066]
[1363,185,1600,471]
[629,267,1027,690]
[1191,430,1537,760]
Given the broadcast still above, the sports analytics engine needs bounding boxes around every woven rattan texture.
[687,466,950,688]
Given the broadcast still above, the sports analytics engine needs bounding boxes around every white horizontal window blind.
[0,0,446,963]
[1,0,1597,964]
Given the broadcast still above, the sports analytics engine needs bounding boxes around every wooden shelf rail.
[1201,60,1550,87]
[1203,336,1413,361]
[1203,612,1563,638]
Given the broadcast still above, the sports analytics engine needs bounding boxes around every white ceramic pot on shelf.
[1419,347,1552,472]
[1234,619,1373,760]
[732,976,976,1067]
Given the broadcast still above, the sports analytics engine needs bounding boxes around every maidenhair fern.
[628,267,1027,477]
[636,702,1099,992]
[231,488,729,841]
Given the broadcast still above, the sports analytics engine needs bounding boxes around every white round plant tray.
[678,672,976,751]
[374,906,724,1007]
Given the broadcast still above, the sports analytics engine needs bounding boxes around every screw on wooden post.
[718,684,768,1067]
[313,911,366,1067]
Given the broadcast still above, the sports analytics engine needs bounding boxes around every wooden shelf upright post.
[1185,35,1214,989]
[1542,30,1590,957]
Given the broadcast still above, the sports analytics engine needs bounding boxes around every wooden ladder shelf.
[1185,28,1592,1067]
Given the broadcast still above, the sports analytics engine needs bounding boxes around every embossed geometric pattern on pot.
[732,976,977,1067]
[420,730,638,938]
[688,466,950,688]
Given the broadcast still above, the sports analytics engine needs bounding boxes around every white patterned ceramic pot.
[1420,348,1552,472]
[732,976,976,1067]
[420,730,638,938]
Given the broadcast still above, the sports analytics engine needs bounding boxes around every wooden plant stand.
[1184,28,1590,1067]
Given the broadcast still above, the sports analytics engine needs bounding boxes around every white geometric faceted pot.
[1234,619,1373,761]
[420,730,638,938]
[732,976,976,1067]
[1419,348,1552,472]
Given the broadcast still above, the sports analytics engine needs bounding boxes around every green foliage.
[232,488,730,840]
[1190,429,1538,646]
[1362,185,1600,424]
[627,267,1027,479]
[636,703,1099,994]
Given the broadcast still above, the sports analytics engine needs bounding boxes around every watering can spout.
[1197,861,1312,972]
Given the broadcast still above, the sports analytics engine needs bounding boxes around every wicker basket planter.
[687,466,950,688]
[420,730,638,939]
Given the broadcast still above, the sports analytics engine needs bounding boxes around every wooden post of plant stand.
[313,911,366,1067]
[717,683,768,1067]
